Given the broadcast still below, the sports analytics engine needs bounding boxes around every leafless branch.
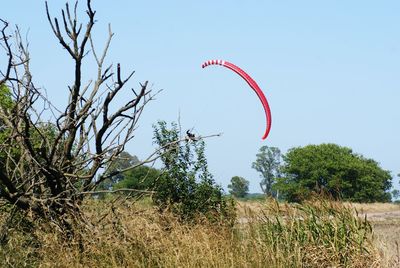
[0,19,12,84]
[77,188,156,196]
[97,133,222,184]
[0,0,155,230]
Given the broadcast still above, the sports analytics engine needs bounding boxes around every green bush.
[152,121,235,222]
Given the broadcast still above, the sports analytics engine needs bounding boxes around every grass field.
[349,202,400,266]
[239,200,400,267]
[1,198,399,267]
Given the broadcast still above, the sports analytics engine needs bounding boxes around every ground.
[350,203,400,266]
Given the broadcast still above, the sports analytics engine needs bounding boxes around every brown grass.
[345,202,400,214]
[0,198,386,267]
[373,221,400,267]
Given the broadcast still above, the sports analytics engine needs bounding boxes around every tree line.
[228,144,394,203]
[97,142,394,204]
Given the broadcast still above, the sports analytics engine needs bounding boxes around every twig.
[77,188,156,195]
[98,132,222,182]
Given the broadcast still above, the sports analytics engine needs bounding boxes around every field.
[350,202,400,266]
[1,198,400,267]
[239,200,400,266]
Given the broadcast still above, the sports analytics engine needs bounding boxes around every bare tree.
[0,1,154,230]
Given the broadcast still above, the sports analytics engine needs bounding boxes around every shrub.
[152,121,235,222]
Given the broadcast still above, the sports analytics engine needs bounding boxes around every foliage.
[252,145,282,196]
[392,189,400,201]
[238,192,266,201]
[228,176,249,198]
[0,83,13,110]
[97,151,140,192]
[0,84,12,145]
[152,121,235,222]
[113,165,161,192]
[0,84,12,165]
[107,152,140,184]
[1,85,57,175]
[275,143,392,203]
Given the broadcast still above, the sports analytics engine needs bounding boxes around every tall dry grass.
[0,198,382,267]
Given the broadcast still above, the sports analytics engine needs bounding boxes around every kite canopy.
[202,60,272,140]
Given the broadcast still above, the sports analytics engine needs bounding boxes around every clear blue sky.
[3,1,400,193]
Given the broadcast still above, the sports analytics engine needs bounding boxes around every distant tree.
[275,143,392,203]
[96,151,140,192]
[228,176,249,198]
[252,146,282,197]
[113,165,161,192]
[152,121,234,222]
[107,152,140,183]
[392,189,400,201]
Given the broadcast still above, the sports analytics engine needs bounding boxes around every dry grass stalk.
[0,198,385,267]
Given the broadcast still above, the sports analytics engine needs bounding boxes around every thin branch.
[0,19,12,84]
[77,188,156,196]
[97,133,222,183]
[45,2,76,59]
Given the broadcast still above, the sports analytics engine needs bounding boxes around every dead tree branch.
[0,1,154,229]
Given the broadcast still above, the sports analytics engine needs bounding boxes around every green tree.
[252,146,282,196]
[228,176,249,198]
[392,189,400,201]
[107,152,140,183]
[275,143,392,203]
[152,121,234,222]
[113,165,161,192]
[97,151,140,192]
